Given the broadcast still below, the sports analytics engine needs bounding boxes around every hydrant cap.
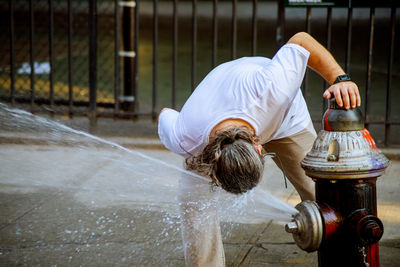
[323,98,364,131]
[285,200,323,252]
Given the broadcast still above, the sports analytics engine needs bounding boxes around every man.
[158,32,361,266]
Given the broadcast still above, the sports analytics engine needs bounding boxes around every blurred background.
[0,0,399,145]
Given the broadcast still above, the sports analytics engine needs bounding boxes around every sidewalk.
[0,115,399,266]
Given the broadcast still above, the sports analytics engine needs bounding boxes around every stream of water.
[0,103,298,265]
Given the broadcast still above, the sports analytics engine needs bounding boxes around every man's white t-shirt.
[158,43,312,158]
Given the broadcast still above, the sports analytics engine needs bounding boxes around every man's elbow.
[158,107,170,122]
[287,32,311,46]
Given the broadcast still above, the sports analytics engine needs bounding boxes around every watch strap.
[334,74,351,84]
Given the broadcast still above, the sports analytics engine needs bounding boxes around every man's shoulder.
[215,56,271,70]
[211,57,272,81]
[231,56,271,66]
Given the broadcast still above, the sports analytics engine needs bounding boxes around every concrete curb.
[105,136,166,151]
[380,148,400,161]
[0,135,166,151]
[2,134,400,160]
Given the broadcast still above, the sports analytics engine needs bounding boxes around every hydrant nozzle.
[285,200,324,252]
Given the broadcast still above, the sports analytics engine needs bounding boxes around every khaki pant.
[179,122,317,266]
[262,122,317,201]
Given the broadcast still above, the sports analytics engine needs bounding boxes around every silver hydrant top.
[301,98,389,180]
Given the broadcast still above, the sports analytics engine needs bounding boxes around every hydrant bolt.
[285,221,298,234]
[357,216,384,245]
[365,221,381,240]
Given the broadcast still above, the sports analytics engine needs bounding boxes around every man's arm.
[159,107,171,117]
[287,32,361,110]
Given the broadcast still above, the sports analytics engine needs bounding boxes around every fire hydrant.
[285,98,389,267]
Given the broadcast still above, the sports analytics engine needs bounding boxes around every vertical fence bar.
[48,0,54,110]
[231,0,237,59]
[9,0,15,106]
[251,0,258,56]
[305,8,311,34]
[172,0,178,109]
[212,0,218,68]
[134,0,139,114]
[29,0,35,111]
[364,7,375,129]
[89,0,98,132]
[385,7,396,146]
[114,0,120,114]
[345,7,352,73]
[323,7,332,112]
[303,7,311,97]
[191,0,197,92]
[276,0,285,48]
[152,0,158,118]
[121,1,136,114]
[67,0,73,116]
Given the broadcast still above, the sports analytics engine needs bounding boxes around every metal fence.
[0,0,124,120]
[279,0,399,146]
[0,0,399,145]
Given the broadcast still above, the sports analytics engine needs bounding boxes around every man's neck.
[209,119,255,141]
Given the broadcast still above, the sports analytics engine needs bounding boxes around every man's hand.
[323,81,361,110]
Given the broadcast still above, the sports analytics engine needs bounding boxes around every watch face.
[339,74,350,81]
[335,74,351,83]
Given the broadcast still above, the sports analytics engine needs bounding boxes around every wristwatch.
[334,74,351,84]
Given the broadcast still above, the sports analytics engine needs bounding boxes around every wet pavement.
[0,116,400,266]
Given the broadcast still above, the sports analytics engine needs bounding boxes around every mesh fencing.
[0,0,116,103]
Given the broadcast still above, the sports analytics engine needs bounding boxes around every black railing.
[2,0,137,119]
[279,1,399,146]
[0,0,399,145]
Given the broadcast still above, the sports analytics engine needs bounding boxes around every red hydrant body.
[286,99,389,267]
[316,178,380,266]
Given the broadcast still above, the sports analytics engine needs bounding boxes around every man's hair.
[185,127,264,194]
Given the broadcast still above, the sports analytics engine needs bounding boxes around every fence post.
[29,0,35,111]
[385,7,396,146]
[89,0,98,133]
[120,0,136,116]
[276,0,285,48]
[9,0,15,106]
[152,0,158,119]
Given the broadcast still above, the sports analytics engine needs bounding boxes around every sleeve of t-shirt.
[157,109,189,157]
[267,43,310,100]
